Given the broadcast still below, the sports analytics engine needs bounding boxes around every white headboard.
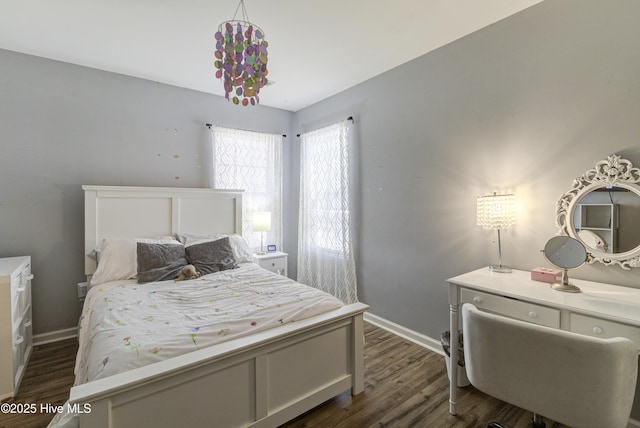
[83,185,243,276]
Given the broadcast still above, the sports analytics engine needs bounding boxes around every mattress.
[74,262,344,384]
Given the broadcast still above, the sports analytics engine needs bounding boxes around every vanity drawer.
[461,288,560,328]
[570,313,640,349]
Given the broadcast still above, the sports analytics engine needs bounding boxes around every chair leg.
[531,413,546,428]
[485,412,546,428]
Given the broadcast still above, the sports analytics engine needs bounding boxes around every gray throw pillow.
[137,243,187,283]
[185,237,237,275]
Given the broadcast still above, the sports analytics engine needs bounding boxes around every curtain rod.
[206,123,286,138]
[296,116,353,137]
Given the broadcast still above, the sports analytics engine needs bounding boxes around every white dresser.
[447,267,640,416]
[0,256,33,400]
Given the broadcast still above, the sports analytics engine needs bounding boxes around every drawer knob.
[271,262,276,267]
[528,311,538,319]
[473,297,482,304]
[592,326,603,335]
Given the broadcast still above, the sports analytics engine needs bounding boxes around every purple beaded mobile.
[214,0,268,106]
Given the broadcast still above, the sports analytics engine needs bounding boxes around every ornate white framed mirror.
[556,154,640,269]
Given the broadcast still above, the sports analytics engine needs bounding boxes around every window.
[298,120,357,303]
[211,125,283,252]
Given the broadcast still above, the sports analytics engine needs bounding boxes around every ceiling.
[0,0,543,112]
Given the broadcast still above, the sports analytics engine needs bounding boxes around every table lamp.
[477,193,516,273]
[252,211,271,255]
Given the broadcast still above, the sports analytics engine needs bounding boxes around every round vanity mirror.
[572,184,640,254]
[556,154,640,269]
[543,236,587,293]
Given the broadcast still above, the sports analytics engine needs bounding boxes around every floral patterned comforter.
[75,263,344,384]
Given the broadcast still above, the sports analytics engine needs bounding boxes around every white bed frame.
[71,185,368,427]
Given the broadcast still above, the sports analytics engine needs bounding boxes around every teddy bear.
[176,264,201,281]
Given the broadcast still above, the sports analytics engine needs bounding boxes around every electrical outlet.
[77,282,88,301]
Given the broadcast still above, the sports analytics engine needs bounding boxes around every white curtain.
[298,120,357,304]
[211,125,283,252]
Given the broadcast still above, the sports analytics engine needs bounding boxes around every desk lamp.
[477,193,516,273]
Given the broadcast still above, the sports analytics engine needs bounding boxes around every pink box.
[531,267,561,284]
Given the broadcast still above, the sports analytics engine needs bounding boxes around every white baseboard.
[364,312,444,356]
[33,327,77,346]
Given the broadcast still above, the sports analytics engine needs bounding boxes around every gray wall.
[290,0,640,340]
[0,49,292,334]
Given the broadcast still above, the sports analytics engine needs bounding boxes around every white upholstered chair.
[462,303,638,428]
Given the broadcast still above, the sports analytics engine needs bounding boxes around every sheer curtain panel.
[298,120,357,304]
[211,125,283,252]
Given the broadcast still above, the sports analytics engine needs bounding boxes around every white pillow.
[90,235,175,263]
[90,237,182,286]
[176,233,253,263]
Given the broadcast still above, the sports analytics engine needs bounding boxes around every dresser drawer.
[12,313,32,381]
[461,288,560,328]
[11,264,32,324]
[10,284,20,323]
[19,265,33,307]
[570,313,640,349]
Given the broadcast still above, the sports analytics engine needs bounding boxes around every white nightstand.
[253,251,288,277]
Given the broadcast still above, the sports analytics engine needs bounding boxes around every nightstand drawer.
[260,257,286,271]
[461,288,560,328]
[253,252,288,276]
[570,313,640,349]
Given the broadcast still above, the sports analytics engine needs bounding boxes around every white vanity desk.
[447,267,640,416]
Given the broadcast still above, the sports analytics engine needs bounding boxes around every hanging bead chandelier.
[214,0,269,106]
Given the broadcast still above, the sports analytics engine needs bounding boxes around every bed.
[62,185,368,428]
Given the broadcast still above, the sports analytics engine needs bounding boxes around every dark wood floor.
[283,322,566,428]
[0,323,565,428]
[0,338,78,428]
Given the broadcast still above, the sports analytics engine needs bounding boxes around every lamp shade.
[252,211,271,232]
[477,193,516,230]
